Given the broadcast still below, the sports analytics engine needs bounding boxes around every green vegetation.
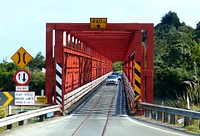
[154,11,200,100]
[113,61,122,72]
[167,75,200,110]
[155,11,200,133]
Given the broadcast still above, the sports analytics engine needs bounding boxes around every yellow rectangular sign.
[36,96,47,104]
[90,18,107,29]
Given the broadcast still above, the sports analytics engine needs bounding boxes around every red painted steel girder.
[70,31,133,61]
[47,23,151,31]
[47,23,153,62]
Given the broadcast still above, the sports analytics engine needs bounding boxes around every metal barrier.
[0,105,61,128]
[123,72,135,113]
[140,102,200,127]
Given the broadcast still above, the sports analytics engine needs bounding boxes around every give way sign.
[14,70,30,85]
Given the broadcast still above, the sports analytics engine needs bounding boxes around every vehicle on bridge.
[111,72,122,81]
[105,75,118,85]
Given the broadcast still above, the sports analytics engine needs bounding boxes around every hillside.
[154,11,200,98]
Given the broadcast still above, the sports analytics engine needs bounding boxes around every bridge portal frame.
[45,23,154,113]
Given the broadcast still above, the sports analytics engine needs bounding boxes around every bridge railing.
[123,72,135,113]
[0,105,61,129]
[140,102,200,127]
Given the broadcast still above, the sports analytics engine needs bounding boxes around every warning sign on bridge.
[90,18,107,29]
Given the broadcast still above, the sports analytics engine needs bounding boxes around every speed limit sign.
[14,70,30,85]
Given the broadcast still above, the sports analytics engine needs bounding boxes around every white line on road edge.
[47,114,74,124]
[126,117,189,136]
[28,114,74,129]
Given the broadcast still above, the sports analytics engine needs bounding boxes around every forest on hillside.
[154,11,200,99]
[0,11,200,101]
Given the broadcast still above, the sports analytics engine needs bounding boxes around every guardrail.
[140,102,200,127]
[0,105,61,128]
[123,72,135,113]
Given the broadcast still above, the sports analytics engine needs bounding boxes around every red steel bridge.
[45,22,154,114]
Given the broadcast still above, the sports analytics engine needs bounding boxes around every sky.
[0,0,199,62]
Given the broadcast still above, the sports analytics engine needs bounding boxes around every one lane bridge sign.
[0,92,14,106]
[11,47,32,68]
[14,70,30,85]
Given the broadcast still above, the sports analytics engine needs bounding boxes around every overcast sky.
[0,0,199,62]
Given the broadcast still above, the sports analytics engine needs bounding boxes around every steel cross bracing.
[45,23,154,114]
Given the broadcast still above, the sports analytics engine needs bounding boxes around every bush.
[154,67,190,98]
[168,75,200,111]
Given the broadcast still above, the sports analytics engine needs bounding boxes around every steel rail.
[71,88,107,136]
[101,92,116,136]
[71,84,118,136]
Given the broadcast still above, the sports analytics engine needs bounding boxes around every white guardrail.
[0,105,61,128]
[140,102,200,127]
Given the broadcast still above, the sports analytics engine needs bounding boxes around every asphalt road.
[1,80,197,136]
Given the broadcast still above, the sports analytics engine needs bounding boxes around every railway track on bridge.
[71,83,119,136]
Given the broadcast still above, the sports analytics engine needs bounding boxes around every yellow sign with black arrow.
[90,18,107,29]
[0,92,14,106]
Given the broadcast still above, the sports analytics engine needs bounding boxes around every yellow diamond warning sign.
[11,47,33,68]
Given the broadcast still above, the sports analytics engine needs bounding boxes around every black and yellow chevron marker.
[134,61,141,101]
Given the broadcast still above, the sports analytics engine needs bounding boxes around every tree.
[28,52,45,71]
[154,11,197,99]
[168,43,191,68]
[0,71,15,91]
[161,11,181,28]
[193,21,200,44]
[29,71,45,95]
[113,62,122,72]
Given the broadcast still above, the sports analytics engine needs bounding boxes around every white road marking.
[28,114,74,129]
[126,117,189,136]
[47,114,74,124]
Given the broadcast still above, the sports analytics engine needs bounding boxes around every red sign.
[14,70,30,85]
